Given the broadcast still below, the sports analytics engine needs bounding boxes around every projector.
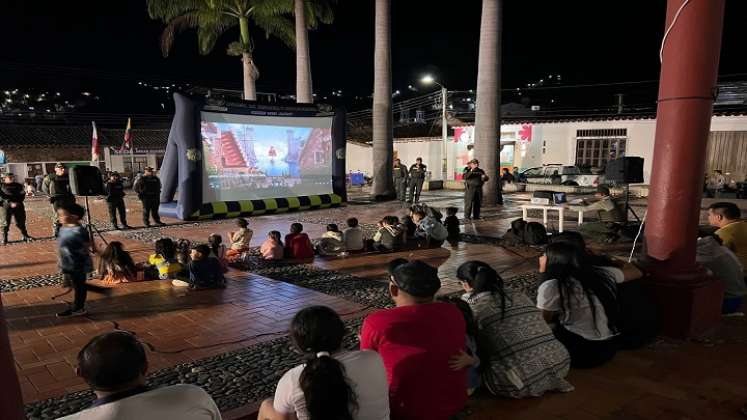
[530,197,551,205]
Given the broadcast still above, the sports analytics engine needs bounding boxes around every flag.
[91,121,100,163]
[122,117,132,152]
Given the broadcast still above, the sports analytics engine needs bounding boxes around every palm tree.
[372,0,394,199]
[473,0,502,204]
[147,0,295,101]
[293,0,335,103]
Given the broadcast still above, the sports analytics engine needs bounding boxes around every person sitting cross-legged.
[372,216,405,252]
[343,217,365,252]
[537,242,622,368]
[172,244,225,289]
[261,231,284,260]
[360,260,467,420]
[58,331,221,420]
[316,223,345,256]
[258,306,390,420]
[412,210,448,248]
[284,223,315,259]
[457,261,573,398]
[225,218,253,262]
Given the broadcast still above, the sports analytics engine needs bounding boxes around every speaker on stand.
[605,157,644,223]
[69,165,108,249]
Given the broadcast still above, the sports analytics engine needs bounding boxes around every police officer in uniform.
[42,163,76,237]
[104,172,131,230]
[0,173,32,244]
[134,166,164,227]
[407,157,427,203]
[463,159,489,220]
[393,158,408,202]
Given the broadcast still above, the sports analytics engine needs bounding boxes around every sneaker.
[56,307,87,318]
[23,236,34,243]
[122,225,133,230]
[156,221,166,226]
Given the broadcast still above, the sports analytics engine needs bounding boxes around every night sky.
[1,0,747,112]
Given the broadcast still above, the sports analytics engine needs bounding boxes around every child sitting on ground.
[444,207,461,241]
[261,231,284,260]
[285,223,315,259]
[439,296,481,396]
[176,239,191,266]
[98,241,137,284]
[173,244,226,289]
[316,224,345,256]
[208,233,228,272]
[413,210,448,247]
[372,216,405,252]
[147,238,183,280]
[225,218,253,262]
[343,217,365,252]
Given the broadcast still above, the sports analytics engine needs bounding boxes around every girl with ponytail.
[456,261,573,398]
[258,306,390,420]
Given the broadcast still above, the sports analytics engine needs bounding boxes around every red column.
[0,295,25,420]
[644,0,726,338]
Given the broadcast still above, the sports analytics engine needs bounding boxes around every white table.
[520,204,585,233]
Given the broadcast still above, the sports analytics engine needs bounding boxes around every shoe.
[56,307,87,318]
[156,221,166,226]
[473,216,482,220]
[113,224,120,230]
[144,223,151,228]
[23,236,33,243]
[122,225,133,230]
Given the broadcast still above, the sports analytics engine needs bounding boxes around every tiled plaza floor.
[2,190,747,419]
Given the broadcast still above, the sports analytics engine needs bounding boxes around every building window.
[575,128,627,169]
[123,156,148,177]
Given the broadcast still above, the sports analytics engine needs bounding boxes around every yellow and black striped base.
[189,194,344,220]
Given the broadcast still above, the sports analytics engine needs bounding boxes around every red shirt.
[360,302,467,420]
[284,232,314,259]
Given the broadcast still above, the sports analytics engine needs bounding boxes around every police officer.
[133,166,164,227]
[407,157,427,203]
[42,163,76,237]
[463,159,489,220]
[104,172,131,230]
[393,158,408,202]
[0,173,32,244]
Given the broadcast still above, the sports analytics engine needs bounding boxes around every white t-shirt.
[273,350,390,420]
[57,384,221,420]
[537,266,624,341]
[343,226,365,251]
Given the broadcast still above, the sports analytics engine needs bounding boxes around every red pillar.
[644,0,726,338]
[0,295,25,420]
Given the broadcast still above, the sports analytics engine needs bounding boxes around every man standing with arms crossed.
[134,166,164,227]
[393,158,408,202]
[0,173,32,244]
[42,163,76,238]
[408,157,427,204]
[463,159,489,220]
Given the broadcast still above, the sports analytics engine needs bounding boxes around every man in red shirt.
[360,260,467,420]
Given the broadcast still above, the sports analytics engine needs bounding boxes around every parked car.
[520,165,604,187]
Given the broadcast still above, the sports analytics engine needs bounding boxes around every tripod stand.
[84,196,108,252]
[622,183,641,223]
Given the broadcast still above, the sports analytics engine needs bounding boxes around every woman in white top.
[537,242,622,368]
[258,306,390,420]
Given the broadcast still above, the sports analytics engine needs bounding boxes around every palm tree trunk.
[372,0,394,199]
[295,0,313,103]
[474,0,502,204]
[242,52,258,101]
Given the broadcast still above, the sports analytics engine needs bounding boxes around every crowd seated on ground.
[59,331,221,420]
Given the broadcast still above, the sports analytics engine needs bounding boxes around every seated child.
[208,233,229,272]
[444,207,460,240]
[284,223,315,259]
[261,231,284,260]
[373,216,405,252]
[173,244,226,289]
[439,296,480,396]
[147,238,184,280]
[413,210,448,247]
[226,218,253,262]
[317,224,345,256]
[98,241,137,284]
[343,217,365,252]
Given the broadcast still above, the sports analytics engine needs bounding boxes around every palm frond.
[160,13,201,57]
[147,0,202,21]
[252,12,296,50]
[248,0,294,16]
[306,0,336,28]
